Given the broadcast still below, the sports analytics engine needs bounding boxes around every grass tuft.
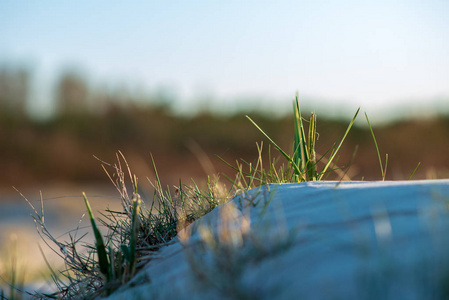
[233,94,360,187]
[21,151,232,298]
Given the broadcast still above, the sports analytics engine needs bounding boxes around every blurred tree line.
[0,65,175,119]
[0,66,29,117]
[0,65,448,190]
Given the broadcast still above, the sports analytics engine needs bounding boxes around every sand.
[106,180,449,299]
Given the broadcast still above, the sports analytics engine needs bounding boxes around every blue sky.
[1,1,448,119]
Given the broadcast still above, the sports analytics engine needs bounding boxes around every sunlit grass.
[5,95,425,298]
[17,152,232,298]
[220,94,360,190]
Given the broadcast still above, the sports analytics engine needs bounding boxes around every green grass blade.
[83,193,110,282]
[408,162,421,180]
[108,245,115,280]
[150,153,163,193]
[318,107,360,180]
[307,112,317,180]
[293,95,309,176]
[216,155,241,173]
[293,99,302,171]
[365,112,385,180]
[120,245,130,262]
[129,194,141,276]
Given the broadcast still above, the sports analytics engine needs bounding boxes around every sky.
[1,1,448,120]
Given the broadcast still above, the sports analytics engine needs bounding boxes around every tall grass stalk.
[408,162,421,180]
[365,113,388,181]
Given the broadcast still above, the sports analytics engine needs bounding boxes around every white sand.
[106,180,449,299]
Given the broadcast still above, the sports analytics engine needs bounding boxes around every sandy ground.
[105,180,449,300]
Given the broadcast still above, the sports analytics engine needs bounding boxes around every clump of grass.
[220,94,360,190]
[82,190,141,296]
[21,152,232,298]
